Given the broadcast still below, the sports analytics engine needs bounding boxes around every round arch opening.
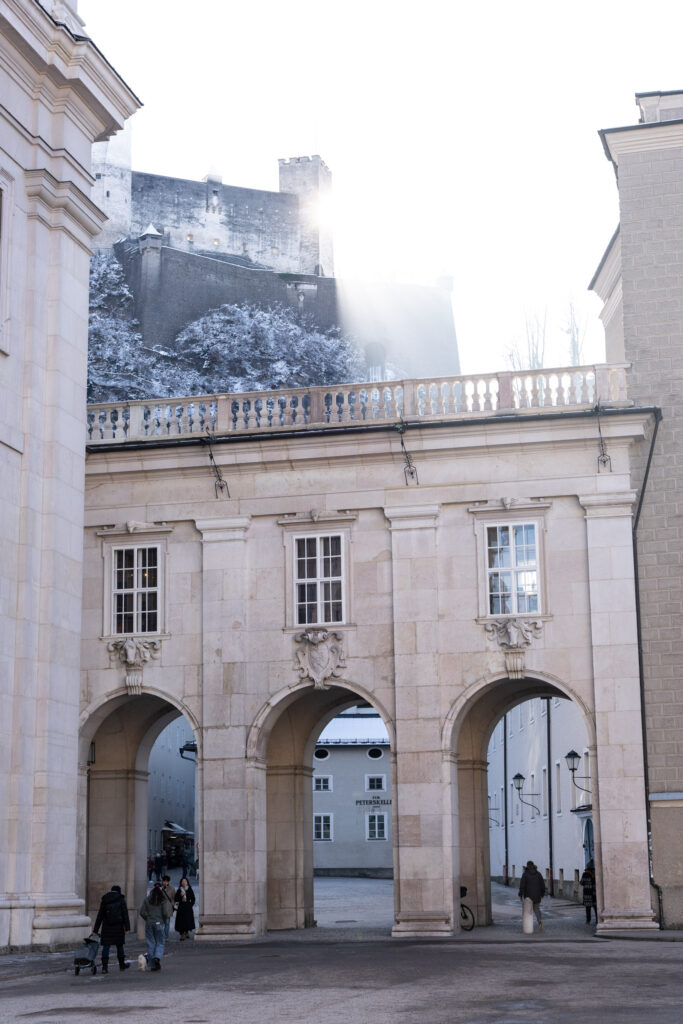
[446,673,594,930]
[79,692,198,927]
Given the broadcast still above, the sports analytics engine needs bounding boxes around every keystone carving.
[485,618,543,681]
[294,630,346,689]
[107,637,161,695]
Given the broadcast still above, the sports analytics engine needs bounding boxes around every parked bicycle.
[460,885,475,931]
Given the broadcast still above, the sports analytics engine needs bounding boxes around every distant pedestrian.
[580,860,597,924]
[160,849,168,875]
[139,883,170,970]
[160,874,176,941]
[153,852,162,881]
[93,884,131,973]
[519,860,546,931]
[147,856,154,881]
[174,876,196,940]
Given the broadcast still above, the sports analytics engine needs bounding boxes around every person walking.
[160,874,176,942]
[139,883,170,970]
[93,884,131,973]
[518,860,546,931]
[580,860,597,924]
[174,876,196,940]
[147,856,154,881]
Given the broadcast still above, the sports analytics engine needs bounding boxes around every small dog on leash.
[137,954,147,971]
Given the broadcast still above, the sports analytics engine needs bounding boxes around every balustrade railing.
[86,363,629,444]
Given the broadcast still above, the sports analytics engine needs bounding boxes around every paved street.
[2,880,682,1024]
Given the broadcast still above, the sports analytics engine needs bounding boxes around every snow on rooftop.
[317,709,389,744]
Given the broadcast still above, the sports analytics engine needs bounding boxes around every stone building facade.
[0,0,139,949]
[591,89,683,926]
[81,365,657,938]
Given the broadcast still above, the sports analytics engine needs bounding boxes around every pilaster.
[579,492,657,931]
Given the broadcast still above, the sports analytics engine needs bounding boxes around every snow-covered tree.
[87,252,153,402]
[173,303,366,394]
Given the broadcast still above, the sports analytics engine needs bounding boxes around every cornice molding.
[24,167,106,249]
[601,120,683,165]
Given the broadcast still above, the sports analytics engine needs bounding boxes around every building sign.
[355,798,392,806]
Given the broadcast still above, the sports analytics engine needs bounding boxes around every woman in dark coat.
[93,884,131,972]
[174,877,196,939]
[580,860,597,923]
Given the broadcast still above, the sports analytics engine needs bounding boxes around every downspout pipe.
[503,714,509,886]
[546,698,554,896]
[632,407,663,927]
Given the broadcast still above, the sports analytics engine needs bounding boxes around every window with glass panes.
[366,775,385,791]
[314,776,331,792]
[295,535,343,624]
[314,813,332,840]
[366,813,387,840]
[113,546,159,634]
[486,524,538,615]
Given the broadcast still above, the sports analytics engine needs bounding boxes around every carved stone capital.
[107,637,161,695]
[294,630,346,690]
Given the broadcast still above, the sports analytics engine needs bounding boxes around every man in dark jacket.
[518,860,546,930]
[93,884,131,972]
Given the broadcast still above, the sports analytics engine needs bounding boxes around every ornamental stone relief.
[485,618,543,680]
[107,636,161,695]
[293,629,346,689]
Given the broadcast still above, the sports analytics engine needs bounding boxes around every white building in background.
[313,710,392,877]
[488,697,593,899]
[148,718,197,864]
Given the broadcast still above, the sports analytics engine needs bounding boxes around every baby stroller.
[73,933,100,975]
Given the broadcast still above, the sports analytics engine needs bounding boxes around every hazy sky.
[79,0,683,374]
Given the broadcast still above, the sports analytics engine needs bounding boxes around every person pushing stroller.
[93,884,131,973]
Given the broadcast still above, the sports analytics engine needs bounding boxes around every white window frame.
[314,813,333,841]
[293,533,345,626]
[111,544,161,635]
[313,775,332,792]
[279,512,356,629]
[98,526,171,639]
[469,500,550,620]
[365,774,386,792]
[485,521,541,617]
[366,812,388,841]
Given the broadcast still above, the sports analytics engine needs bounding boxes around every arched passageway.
[445,673,595,929]
[247,682,395,933]
[79,694,199,925]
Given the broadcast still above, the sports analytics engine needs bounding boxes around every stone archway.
[443,673,595,929]
[246,680,395,933]
[79,692,200,927]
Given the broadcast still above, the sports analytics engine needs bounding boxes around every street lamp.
[564,749,591,794]
[512,772,540,815]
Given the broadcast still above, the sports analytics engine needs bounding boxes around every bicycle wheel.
[460,903,475,931]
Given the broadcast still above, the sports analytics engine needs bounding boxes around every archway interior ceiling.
[86,695,190,771]
[458,680,569,763]
[267,687,384,767]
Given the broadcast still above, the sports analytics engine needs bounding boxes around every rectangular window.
[113,546,159,634]
[500,786,504,828]
[295,535,343,625]
[314,776,331,792]
[542,767,548,816]
[366,813,387,840]
[555,762,562,814]
[314,813,332,840]
[486,523,538,615]
[365,775,386,792]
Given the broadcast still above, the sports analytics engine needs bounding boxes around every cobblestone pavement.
[2,880,682,1024]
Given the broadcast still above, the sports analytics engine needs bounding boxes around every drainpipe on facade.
[503,714,509,885]
[546,698,554,896]
[632,408,664,928]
